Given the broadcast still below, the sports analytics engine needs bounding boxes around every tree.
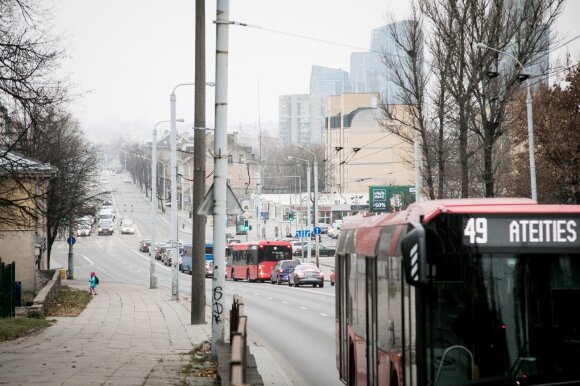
[379,0,565,198]
[507,61,580,203]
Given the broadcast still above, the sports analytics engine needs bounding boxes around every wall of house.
[0,230,36,304]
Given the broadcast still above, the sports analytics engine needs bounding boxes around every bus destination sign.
[463,215,579,249]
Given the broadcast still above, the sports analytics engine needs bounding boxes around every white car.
[121,219,135,234]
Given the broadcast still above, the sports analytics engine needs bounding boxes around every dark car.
[97,220,114,235]
[317,244,336,257]
[270,260,300,285]
[288,263,324,288]
[139,239,151,252]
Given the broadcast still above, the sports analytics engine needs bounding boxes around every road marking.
[267,296,273,300]
[281,301,288,304]
[299,306,307,310]
[320,313,328,317]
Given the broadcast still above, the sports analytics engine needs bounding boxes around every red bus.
[335,198,580,386]
[226,240,293,282]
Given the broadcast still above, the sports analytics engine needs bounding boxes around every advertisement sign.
[369,185,415,213]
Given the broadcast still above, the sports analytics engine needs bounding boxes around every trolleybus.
[335,198,580,386]
[181,242,213,277]
[226,240,292,282]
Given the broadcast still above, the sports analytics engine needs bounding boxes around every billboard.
[369,185,415,213]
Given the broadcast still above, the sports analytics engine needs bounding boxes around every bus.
[226,240,293,282]
[335,198,580,386]
[181,242,213,277]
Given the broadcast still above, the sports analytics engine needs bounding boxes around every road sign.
[67,236,76,246]
[295,230,311,238]
[313,226,321,235]
[409,187,417,193]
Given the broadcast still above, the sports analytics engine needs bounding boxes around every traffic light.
[287,211,294,221]
[243,219,249,230]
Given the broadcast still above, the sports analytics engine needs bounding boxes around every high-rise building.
[367,20,414,104]
[279,94,314,145]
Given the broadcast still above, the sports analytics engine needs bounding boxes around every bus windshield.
[425,252,580,385]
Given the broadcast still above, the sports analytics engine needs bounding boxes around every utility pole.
[212,0,229,356]
[66,221,74,279]
[191,0,206,324]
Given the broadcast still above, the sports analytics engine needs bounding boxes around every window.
[228,155,233,164]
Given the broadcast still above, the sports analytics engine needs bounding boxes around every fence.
[0,261,16,317]
[229,294,248,385]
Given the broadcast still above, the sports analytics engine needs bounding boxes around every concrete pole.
[67,222,74,279]
[150,125,159,289]
[306,163,312,260]
[415,137,421,202]
[212,0,229,355]
[526,84,538,201]
[170,92,179,300]
[191,0,207,325]
[313,155,319,268]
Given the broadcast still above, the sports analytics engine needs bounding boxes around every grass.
[0,318,55,342]
[0,285,91,343]
[46,285,92,317]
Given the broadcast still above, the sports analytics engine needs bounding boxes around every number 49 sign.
[464,217,488,244]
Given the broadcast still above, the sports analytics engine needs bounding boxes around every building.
[0,149,56,304]
[278,94,314,145]
[325,93,415,195]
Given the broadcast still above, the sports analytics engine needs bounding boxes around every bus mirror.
[401,222,427,286]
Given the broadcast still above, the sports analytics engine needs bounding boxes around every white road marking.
[320,313,328,317]
[299,306,307,310]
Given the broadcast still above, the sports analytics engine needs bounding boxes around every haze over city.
[51,0,580,141]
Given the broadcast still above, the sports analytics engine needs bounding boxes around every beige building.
[325,93,415,194]
[0,150,56,304]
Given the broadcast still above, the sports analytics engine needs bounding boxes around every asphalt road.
[50,173,342,385]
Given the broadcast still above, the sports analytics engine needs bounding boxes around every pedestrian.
[89,272,98,295]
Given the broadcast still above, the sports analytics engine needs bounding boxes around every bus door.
[336,228,353,383]
[366,256,378,385]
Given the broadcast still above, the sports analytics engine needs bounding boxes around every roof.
[343,198,580,230]
[0,148,57,178]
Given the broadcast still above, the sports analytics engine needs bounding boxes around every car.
[317,243,336,257]
[76,224,92,237]
[292,240,308,256]
[205,260,214,278]
[151,243,166,260]
[270,260,300,285]
[124,177,131,183]
[328,227,341,239]
[288,263,324,287]
[120,219,135,234]
[330,268,336,286]
[139,239,152,252]
[97,220,114,235]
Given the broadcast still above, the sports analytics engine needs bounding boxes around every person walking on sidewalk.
[89,272,98,295]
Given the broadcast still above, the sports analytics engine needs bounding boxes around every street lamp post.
[170,82,216,300]
[151,120,182,289]
[289,155,311,261]
[297,145,319,267]
[476,42,538,201]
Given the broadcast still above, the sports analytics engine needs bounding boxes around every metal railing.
[229,294,248,385]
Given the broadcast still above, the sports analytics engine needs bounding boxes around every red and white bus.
[226,240,293,282]
[335,198,580,386]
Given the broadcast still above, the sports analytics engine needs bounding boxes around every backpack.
[94,276,100,285]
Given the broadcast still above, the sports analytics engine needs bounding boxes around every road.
[50,172,342,386]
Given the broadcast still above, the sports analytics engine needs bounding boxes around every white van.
[99,208,114,222]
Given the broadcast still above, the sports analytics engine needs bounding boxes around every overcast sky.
[50,0,580,140]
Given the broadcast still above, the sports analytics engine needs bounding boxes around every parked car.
[120,219,135,234]
[288,263,324,287]
[139,239,151,252]
[97,220,114,235]
[152,243,166,260]
[330,268,336,286]
[270,260,300,285]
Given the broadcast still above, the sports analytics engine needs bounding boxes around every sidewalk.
[0,280,215,386]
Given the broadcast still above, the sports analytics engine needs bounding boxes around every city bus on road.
[226,240,293,282]
[181,242,213,277]
[335,198,580,386]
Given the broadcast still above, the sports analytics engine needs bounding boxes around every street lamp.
[288,155,312,261]
[151,119,182,289]
[297,145,319,267]
[170,81,215,300]
[475,42,537,201]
